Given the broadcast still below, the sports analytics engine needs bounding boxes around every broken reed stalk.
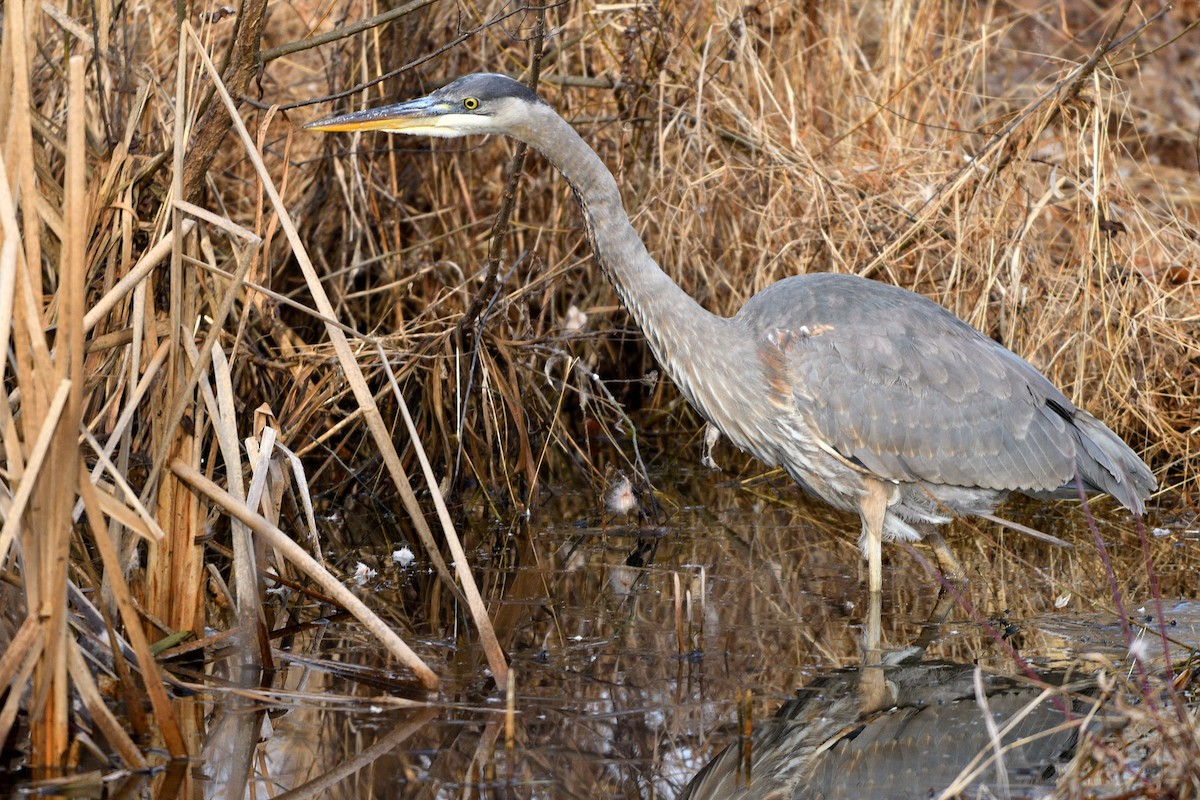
[35,52,87,768]
[141,15,201,642]
[380,345,511,682]
[505,666,517,774]
[738,688,753,786]
[182,21,507,684]
[183,335,269,667]
[77,462,183,756]
[170,458,439,690]
[0,620,42,749]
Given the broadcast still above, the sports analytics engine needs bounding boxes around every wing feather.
[737,273,1078,493]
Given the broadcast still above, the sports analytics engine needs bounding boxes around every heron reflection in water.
[309,74,1155,595]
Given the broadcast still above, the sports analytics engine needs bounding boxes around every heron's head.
[306,73,548,140]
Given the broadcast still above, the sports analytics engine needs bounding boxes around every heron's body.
[310,74,1155,591]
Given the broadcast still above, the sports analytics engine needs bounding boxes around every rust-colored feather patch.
[758,326,832,412]
[757,329,797,411]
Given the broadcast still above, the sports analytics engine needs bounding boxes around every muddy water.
[14,462,1194,798]
[179,461,1191,800]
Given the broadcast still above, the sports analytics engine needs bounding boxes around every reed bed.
[289,0,1198,510]
[0,0,1197,790]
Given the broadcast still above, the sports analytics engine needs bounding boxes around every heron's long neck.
[520,110,730,391]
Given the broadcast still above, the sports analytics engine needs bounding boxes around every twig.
[450,7,549,489]
[181,0,269,201]
[457,8,549,340]
[0,380,71,567]
[259,0,437,64]
[260,1,569,112]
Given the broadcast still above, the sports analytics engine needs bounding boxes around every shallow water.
[6,461,1196,798]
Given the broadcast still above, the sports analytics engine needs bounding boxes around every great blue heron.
[308,73,1155,593]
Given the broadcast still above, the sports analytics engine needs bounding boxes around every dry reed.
[287,0,1197,514]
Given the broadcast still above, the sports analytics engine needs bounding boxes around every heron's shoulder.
[735,272,972,339]
[741,272,1078,417]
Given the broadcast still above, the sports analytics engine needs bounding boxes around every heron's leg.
[926,530,966,583]
[868,529,882,594]
[859,487,892,715]
[860,480,889,594]
[859,589,891,713]
[864,583,882,654]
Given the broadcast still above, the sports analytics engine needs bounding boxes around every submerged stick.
[170,458,440,690]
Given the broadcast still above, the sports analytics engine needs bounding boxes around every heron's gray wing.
[739,274,1078,493]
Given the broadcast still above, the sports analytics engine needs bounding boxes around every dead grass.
[282,0,1199,513]
[0,0,1197,786]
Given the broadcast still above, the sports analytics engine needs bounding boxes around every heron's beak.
[306,97,452,135]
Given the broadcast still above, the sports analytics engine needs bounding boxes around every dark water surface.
[8,463,1198,798]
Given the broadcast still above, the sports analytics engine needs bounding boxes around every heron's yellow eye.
[463,97,479,110]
